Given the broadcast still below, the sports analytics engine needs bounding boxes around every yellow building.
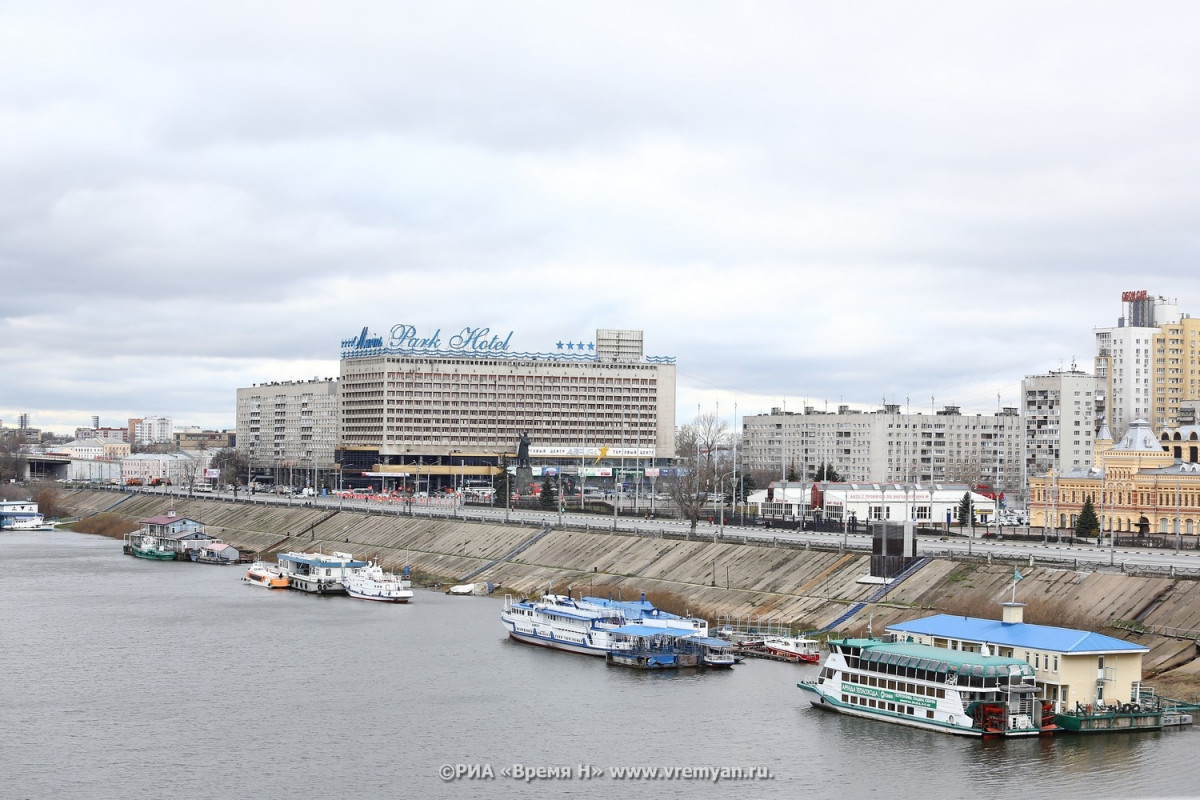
[1029,419,1200,538]
[887,602,1149,713]
[1152,316,1200,430]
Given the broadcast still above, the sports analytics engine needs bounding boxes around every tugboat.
[131,535,176,561]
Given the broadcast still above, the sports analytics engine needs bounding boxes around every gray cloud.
[4,2,1200,433]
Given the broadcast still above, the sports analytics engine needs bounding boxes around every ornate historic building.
[1029,419,1200,538]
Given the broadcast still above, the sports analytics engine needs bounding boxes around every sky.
[4,2,1200,435]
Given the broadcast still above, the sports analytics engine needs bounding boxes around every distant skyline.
[4,3,1200,435]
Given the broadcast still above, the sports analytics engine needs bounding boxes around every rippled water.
[3,531,1198,799]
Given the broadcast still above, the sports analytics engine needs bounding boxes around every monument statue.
[517,431,531,467]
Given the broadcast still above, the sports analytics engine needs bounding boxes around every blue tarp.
[611,624,682,637]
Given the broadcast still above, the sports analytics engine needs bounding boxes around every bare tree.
[666,413,733,534]
[0,430,28,483]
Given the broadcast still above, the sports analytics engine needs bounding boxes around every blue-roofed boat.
[500,592,712,658]
[277,551,367,594]
[605,627,737,670]
[798,636,1057,737]
[0,500,53,531]
[501,594,636,656]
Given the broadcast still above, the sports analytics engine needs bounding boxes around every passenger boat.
[0,501,52,531]
[500,592,709,657]
[798,636,1057,737]
[343,560,414,603]
[501,594,637,656]
[131,535,176,561]
[763,635,821,663]
[242,561,289,589]
[277,551,367,594]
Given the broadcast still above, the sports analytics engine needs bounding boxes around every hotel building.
[335,324,676,490]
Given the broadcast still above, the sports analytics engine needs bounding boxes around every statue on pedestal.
[517,431,531,467]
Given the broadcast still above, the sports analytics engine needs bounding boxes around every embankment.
[63,490,1200,699]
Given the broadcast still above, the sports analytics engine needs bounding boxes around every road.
[126,485,1200,573]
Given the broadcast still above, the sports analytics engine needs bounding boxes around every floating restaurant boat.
[242,561,290,589]
[762,635,821,663]
[131,535,176,561]
[344,560,414,603]
[277,551,367,594]
[798,636,1056,737]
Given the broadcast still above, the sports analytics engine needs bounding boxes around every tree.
[1075,496,1100,539]
[0,430,27,483]
[957,492,973,527]
[669,413,731,534]
[539,476,556,510]
[495,457,512,500]
[786,461,799,481]
[209,448,249,487]
[810,463,844,483]
[735,472,756,504]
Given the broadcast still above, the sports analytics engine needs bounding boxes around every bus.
[193,481,214,493]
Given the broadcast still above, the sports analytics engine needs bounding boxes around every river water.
[3,530,1198,800]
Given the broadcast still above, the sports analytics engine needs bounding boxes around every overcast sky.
[4,2,1200,435]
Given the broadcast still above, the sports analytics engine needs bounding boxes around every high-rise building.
[1022,367,1103,479]
[1150,315,1200,431]
[128,416,174,446]
[1094,290,1180,438]
[235,378,339,487]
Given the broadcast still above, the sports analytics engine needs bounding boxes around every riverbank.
[60,489,1200,699]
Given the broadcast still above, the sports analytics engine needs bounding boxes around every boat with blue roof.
[277,551,367,594]
[798,635,1056,737]
[499,591,709,657]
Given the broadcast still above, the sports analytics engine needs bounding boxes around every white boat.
[447,582,494,596]
[242,561,289,589]
[276,551,367,594]
[762,635,821,663]
[501,594,635,656]
[344,560,414,603]
[798,636,1055,737]
[500,592,709,657]
[0,500,53,531]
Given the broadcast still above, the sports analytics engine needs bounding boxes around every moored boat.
[798,636,1056,737]
[763,635,821,663]
[344,560,414,603]
[501,594,635,656]
[131,535,176,560]
[0,501,53,531]
[243,561,289,589]
[277,551,367,594]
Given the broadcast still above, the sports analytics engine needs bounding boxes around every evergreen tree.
[810,463,844,482]
[539,477,556,509]
[786,461,799,481]
[957,492,973,527]
[736,472,757,503]
[495,457,512,499]
[1075,496,1100,539]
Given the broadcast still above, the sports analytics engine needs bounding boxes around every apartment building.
[739,404,1023,497]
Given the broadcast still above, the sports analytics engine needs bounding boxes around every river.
[3,530,1197,799]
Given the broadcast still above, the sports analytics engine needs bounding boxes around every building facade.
[129,416,174,446]
[1094,290,1180,439]
[1028,419,1200,538]
[335,323,676,490]
[1150,315,1200,431]
[739,405,1022,497]
[1022,368,1104,480]
[235,378,339,486]
[887,603,1148,714]
[173,429,236,452]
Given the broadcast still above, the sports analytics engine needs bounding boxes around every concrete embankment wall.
[68,490,1200,695]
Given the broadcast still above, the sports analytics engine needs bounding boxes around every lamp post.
[1176,477,1182,554]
